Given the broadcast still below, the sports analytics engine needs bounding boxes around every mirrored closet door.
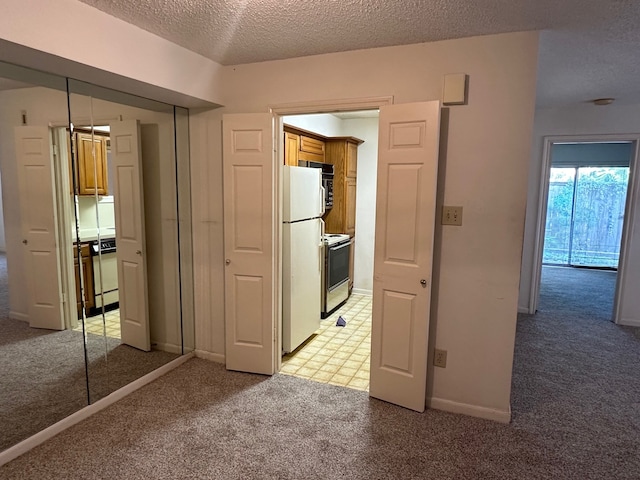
[0,62,195,451]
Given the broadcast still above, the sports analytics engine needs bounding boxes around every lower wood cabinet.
[74,243,94,313]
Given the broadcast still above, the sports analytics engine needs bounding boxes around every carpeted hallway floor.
[1,266,639,479]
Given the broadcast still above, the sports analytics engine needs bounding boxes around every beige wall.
[191,31,539,420]
[519,104,640,327]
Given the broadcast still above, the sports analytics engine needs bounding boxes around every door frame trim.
[529,133,640,323]
[268,95,394,371]
[270,96,393,116]
[51,127,78,329]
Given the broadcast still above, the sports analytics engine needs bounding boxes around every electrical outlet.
[442,206,463,226]
[434,349,447,368]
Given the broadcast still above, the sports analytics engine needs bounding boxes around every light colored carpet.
[1,266,639,479]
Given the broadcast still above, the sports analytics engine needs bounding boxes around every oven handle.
[319,219,325,273]
[328,278,349,293]
[328,240,351,252]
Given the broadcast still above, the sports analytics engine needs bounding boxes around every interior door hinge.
[61,292,67,304]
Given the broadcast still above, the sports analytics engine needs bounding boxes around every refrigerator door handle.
[319,219,325,273]
[320,184,326,216]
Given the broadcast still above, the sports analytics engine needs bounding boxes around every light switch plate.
[442,206,463,226]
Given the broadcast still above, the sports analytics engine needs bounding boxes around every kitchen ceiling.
[77,0,640,107]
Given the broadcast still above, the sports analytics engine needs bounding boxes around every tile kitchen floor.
[74,308,121,340]
[281,293,372,391]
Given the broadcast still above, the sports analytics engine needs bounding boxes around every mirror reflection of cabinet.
[74,243,94,313]
[69,131,109,195]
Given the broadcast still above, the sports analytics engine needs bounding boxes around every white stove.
[91,237,118,309]
[321,234,351,317]
[323,233,350,246]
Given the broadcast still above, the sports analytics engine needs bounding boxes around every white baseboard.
[0,352,194,467]
[618,317,640,327]
[517,306,530,314]
[351,288,372,296]
[195,350,225,364]
[427,397,511,424]
[9,311,28,322]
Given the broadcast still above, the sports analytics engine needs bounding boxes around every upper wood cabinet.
[74,243,94,313]
[324,138,363,237]
[284,132,300,166]
[345,177,357,235]
[300,135,325,157]
[346,141,358,178]
[68,131,109,195]
[283,126,325,164]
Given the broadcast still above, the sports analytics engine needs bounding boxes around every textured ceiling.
[77,0,640,107]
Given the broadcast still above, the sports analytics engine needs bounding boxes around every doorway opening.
[50,125,122,340]
[224,100,439,411]
[277,110,379,391]
[537,141,635,318]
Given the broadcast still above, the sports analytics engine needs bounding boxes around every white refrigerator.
[282,166,325,353]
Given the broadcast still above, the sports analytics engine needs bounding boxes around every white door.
[223,113,276,375]
[15,126,64,330]
[369,101,441,412]
[110,120,150,351]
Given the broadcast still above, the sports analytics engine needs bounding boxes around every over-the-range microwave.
[298,160,334,211]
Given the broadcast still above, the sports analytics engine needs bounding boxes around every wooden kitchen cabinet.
[69,131,109,195]
[284,132,300,166]
[346,141,358,178]
[345,177,357,236]
[74,243,95,313]
[324,137,363,237]
[300,135,325,157]
[283,126,326,164]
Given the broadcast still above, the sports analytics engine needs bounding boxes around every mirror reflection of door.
[0,62,195,452]
[109,120,150,352]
